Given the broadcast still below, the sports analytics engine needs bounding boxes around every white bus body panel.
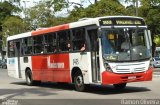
[69,52,92,84]
[7,57,19,79]
[19,56,32,79]
[7,32,31,41]
[7,56,32,79]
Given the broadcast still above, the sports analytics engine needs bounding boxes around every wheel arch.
[25,67,32,75]
[71,67,83,83]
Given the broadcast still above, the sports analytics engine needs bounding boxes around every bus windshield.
[101,28,151,62]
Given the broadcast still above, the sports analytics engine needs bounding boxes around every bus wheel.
[113,83,127,90]
[25,70,34,86]
[74,72,85,92]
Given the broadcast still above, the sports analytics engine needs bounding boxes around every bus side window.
[21,39,26,55]
[57,30,71,52]
[44,33,57,53]
[33,36,44,54]
[8,41,16,57]
[22,37,33,55]
[72,28,86,51]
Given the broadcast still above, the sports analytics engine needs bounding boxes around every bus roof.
[7,32,31,41]
[7,16,145,40]
[32,24,69,36]
[31,16,144,36]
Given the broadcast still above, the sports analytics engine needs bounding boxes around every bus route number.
[102,20,112,25]
[73,59,79,65]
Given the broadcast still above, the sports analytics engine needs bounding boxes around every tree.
[25,1,55,29]
[25,0,99,29]
[2,16,27,49]
[139,0,160,34]
[0,1,21,25]
[69,0,126,21]
[0,1,21,55]
[25,0,126,27]
[154,35,160,46]
[124,0,139,16]
[138,0,160,55]
[125,5,136,16]
[2,16,27,36]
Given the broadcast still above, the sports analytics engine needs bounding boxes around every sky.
[1,0,129,17]
[19,0,128,8]
[1,0,128,8]
[20,0,96,8]
[1,0,128,10]
[18,0,98,17]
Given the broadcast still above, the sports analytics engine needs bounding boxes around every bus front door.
[87,29,100,82]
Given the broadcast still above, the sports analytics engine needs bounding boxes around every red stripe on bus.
[32,24,69,36]
[31,54,71,83]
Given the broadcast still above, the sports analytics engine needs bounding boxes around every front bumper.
[102,67,153,85]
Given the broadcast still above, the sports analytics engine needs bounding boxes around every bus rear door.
[15,40,22,78]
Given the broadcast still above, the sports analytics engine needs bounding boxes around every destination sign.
[99,18,145,26]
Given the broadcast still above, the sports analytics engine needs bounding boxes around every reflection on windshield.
[101,28,151,61]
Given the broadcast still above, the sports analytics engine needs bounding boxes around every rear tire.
[26,70,33,86]
[113,83,127,90]
[25,70,41,86]
[74,72,85,92]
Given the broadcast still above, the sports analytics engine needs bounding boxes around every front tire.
[26,70,33,86]
[74,72,85,92]
[113,83,127,90]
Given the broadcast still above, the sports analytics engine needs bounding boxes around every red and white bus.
[7,16,153,91]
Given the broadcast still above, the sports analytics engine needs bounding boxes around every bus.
[7,16,153,92]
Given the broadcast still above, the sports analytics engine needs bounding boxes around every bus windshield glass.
[101,28,151,61]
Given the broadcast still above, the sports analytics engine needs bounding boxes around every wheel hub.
[76,76,83,86]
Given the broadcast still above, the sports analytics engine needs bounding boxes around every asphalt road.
[0,69,160,105]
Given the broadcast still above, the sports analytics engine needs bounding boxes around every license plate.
[128,76,136,80]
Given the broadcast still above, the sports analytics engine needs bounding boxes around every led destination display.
[99,18,145,26]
